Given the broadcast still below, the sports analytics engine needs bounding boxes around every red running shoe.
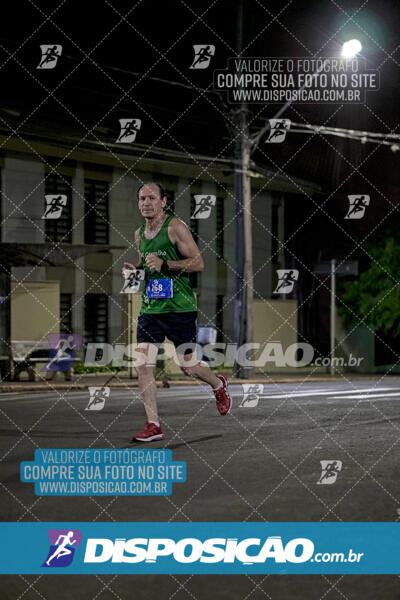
[214,374,232,416]
[132,422,165,442]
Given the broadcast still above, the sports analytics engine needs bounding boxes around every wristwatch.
[160,260,170,274]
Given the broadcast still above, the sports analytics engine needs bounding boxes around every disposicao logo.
[83,536,314,565]
[42,529,82,567]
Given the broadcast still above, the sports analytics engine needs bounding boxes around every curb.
[0,375,376,393]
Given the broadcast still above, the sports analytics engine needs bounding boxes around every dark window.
[216,294,224,342]
[271,204,279,260]
[190,194,199,243]
[189,194,199,289]
[84,294,108,344]
[216,196,224,259]
[374,331,400,366]
[0,168,2,242]
[44,173,72,243]
[84,179,109,244]
[60,293,72,334]
[165,189,175,214]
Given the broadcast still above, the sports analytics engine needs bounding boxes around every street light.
[341,39,362,58]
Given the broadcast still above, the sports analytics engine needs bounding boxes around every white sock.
[213,380,223,391]
[149,420,160,428]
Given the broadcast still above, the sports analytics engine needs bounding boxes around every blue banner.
[0,522,399,574]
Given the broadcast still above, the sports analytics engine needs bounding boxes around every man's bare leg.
[177,352,221,388]
[136,343,160,423]
[177,351,232,415]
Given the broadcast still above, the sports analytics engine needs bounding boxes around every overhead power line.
[288,122,400,152]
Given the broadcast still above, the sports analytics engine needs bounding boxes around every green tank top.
[139,214,197,315]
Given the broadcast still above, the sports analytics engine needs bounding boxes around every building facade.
[0,139,317,356]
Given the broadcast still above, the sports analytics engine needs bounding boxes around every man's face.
[138,184,166,218]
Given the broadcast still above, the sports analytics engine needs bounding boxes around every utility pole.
[233,0,253,378]
[330,258,336,376]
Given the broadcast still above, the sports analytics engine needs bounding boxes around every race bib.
[146,279,173,298]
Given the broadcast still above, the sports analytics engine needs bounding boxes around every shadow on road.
[121,434,222,450]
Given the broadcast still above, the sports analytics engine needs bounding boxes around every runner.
[123,182,232,442]
[38,45,60,68]
[192,195,214,218]
[45,531,76,566]
[347,195,369,218]
[118,120,140,142]
[276,269,297,292]
[191,45,213,68]
[46,335,75,370]
[43,195,64,218]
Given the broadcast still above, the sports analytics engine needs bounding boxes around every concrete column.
[196,181,218,326]
[4,156,46,282]
[72,163,85,337]
[222,184,236,343]
[174,177,191,222]
[252,190,273,298]
[108,169,144,345]
[2,156,44,243]
[0,272,12,380]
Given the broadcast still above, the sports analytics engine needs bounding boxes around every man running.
[123,182,231,442]
[191,45,213,68]
[38,45,60,69]
[45,531,76,566]
[43,195,64,219]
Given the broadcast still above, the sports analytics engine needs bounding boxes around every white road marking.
[330,392,400,400]
[260,388,399,399]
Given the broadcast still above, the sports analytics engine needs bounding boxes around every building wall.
[11,281,60,341]
[2,155,44,244]
[253,298,298,373]
[1,150,286,350]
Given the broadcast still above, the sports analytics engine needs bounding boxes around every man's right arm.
[133,228,142,267]
[122,228,142,273]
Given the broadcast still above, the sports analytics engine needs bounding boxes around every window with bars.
[60,293,72,333]
[84,179,109,244]
[271,203,279,259]
[165,189,175,215]
[189,194,199,289]
[84,294,108,344]
[0,168,2,242]
[189,194,199,243]
[216,294,224,342]
[216,196,224,259]
[44,173,72,243]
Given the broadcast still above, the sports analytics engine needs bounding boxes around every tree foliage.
[339,237,400,337]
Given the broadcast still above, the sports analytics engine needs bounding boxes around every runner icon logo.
[190,45,215,69]
[37,45,62,69]
[42,529,82,567]
[345,195,370,219]
[240,384,264,407]
[43,334,82,372]
[116,119,142,143]
[266,119,291,143]
[191,195,216,219]
[274,269,299,294]
[121,268,145,294]
[42,195,67,220]
[86,386,110,411]
[317,460,343,485]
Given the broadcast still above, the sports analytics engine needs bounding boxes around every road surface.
[1,378,400,598]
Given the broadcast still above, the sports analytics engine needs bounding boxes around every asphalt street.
[1,377,400,599]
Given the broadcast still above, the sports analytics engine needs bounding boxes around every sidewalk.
[0,371,379,393]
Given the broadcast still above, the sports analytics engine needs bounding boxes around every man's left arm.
[145,219,204,273]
